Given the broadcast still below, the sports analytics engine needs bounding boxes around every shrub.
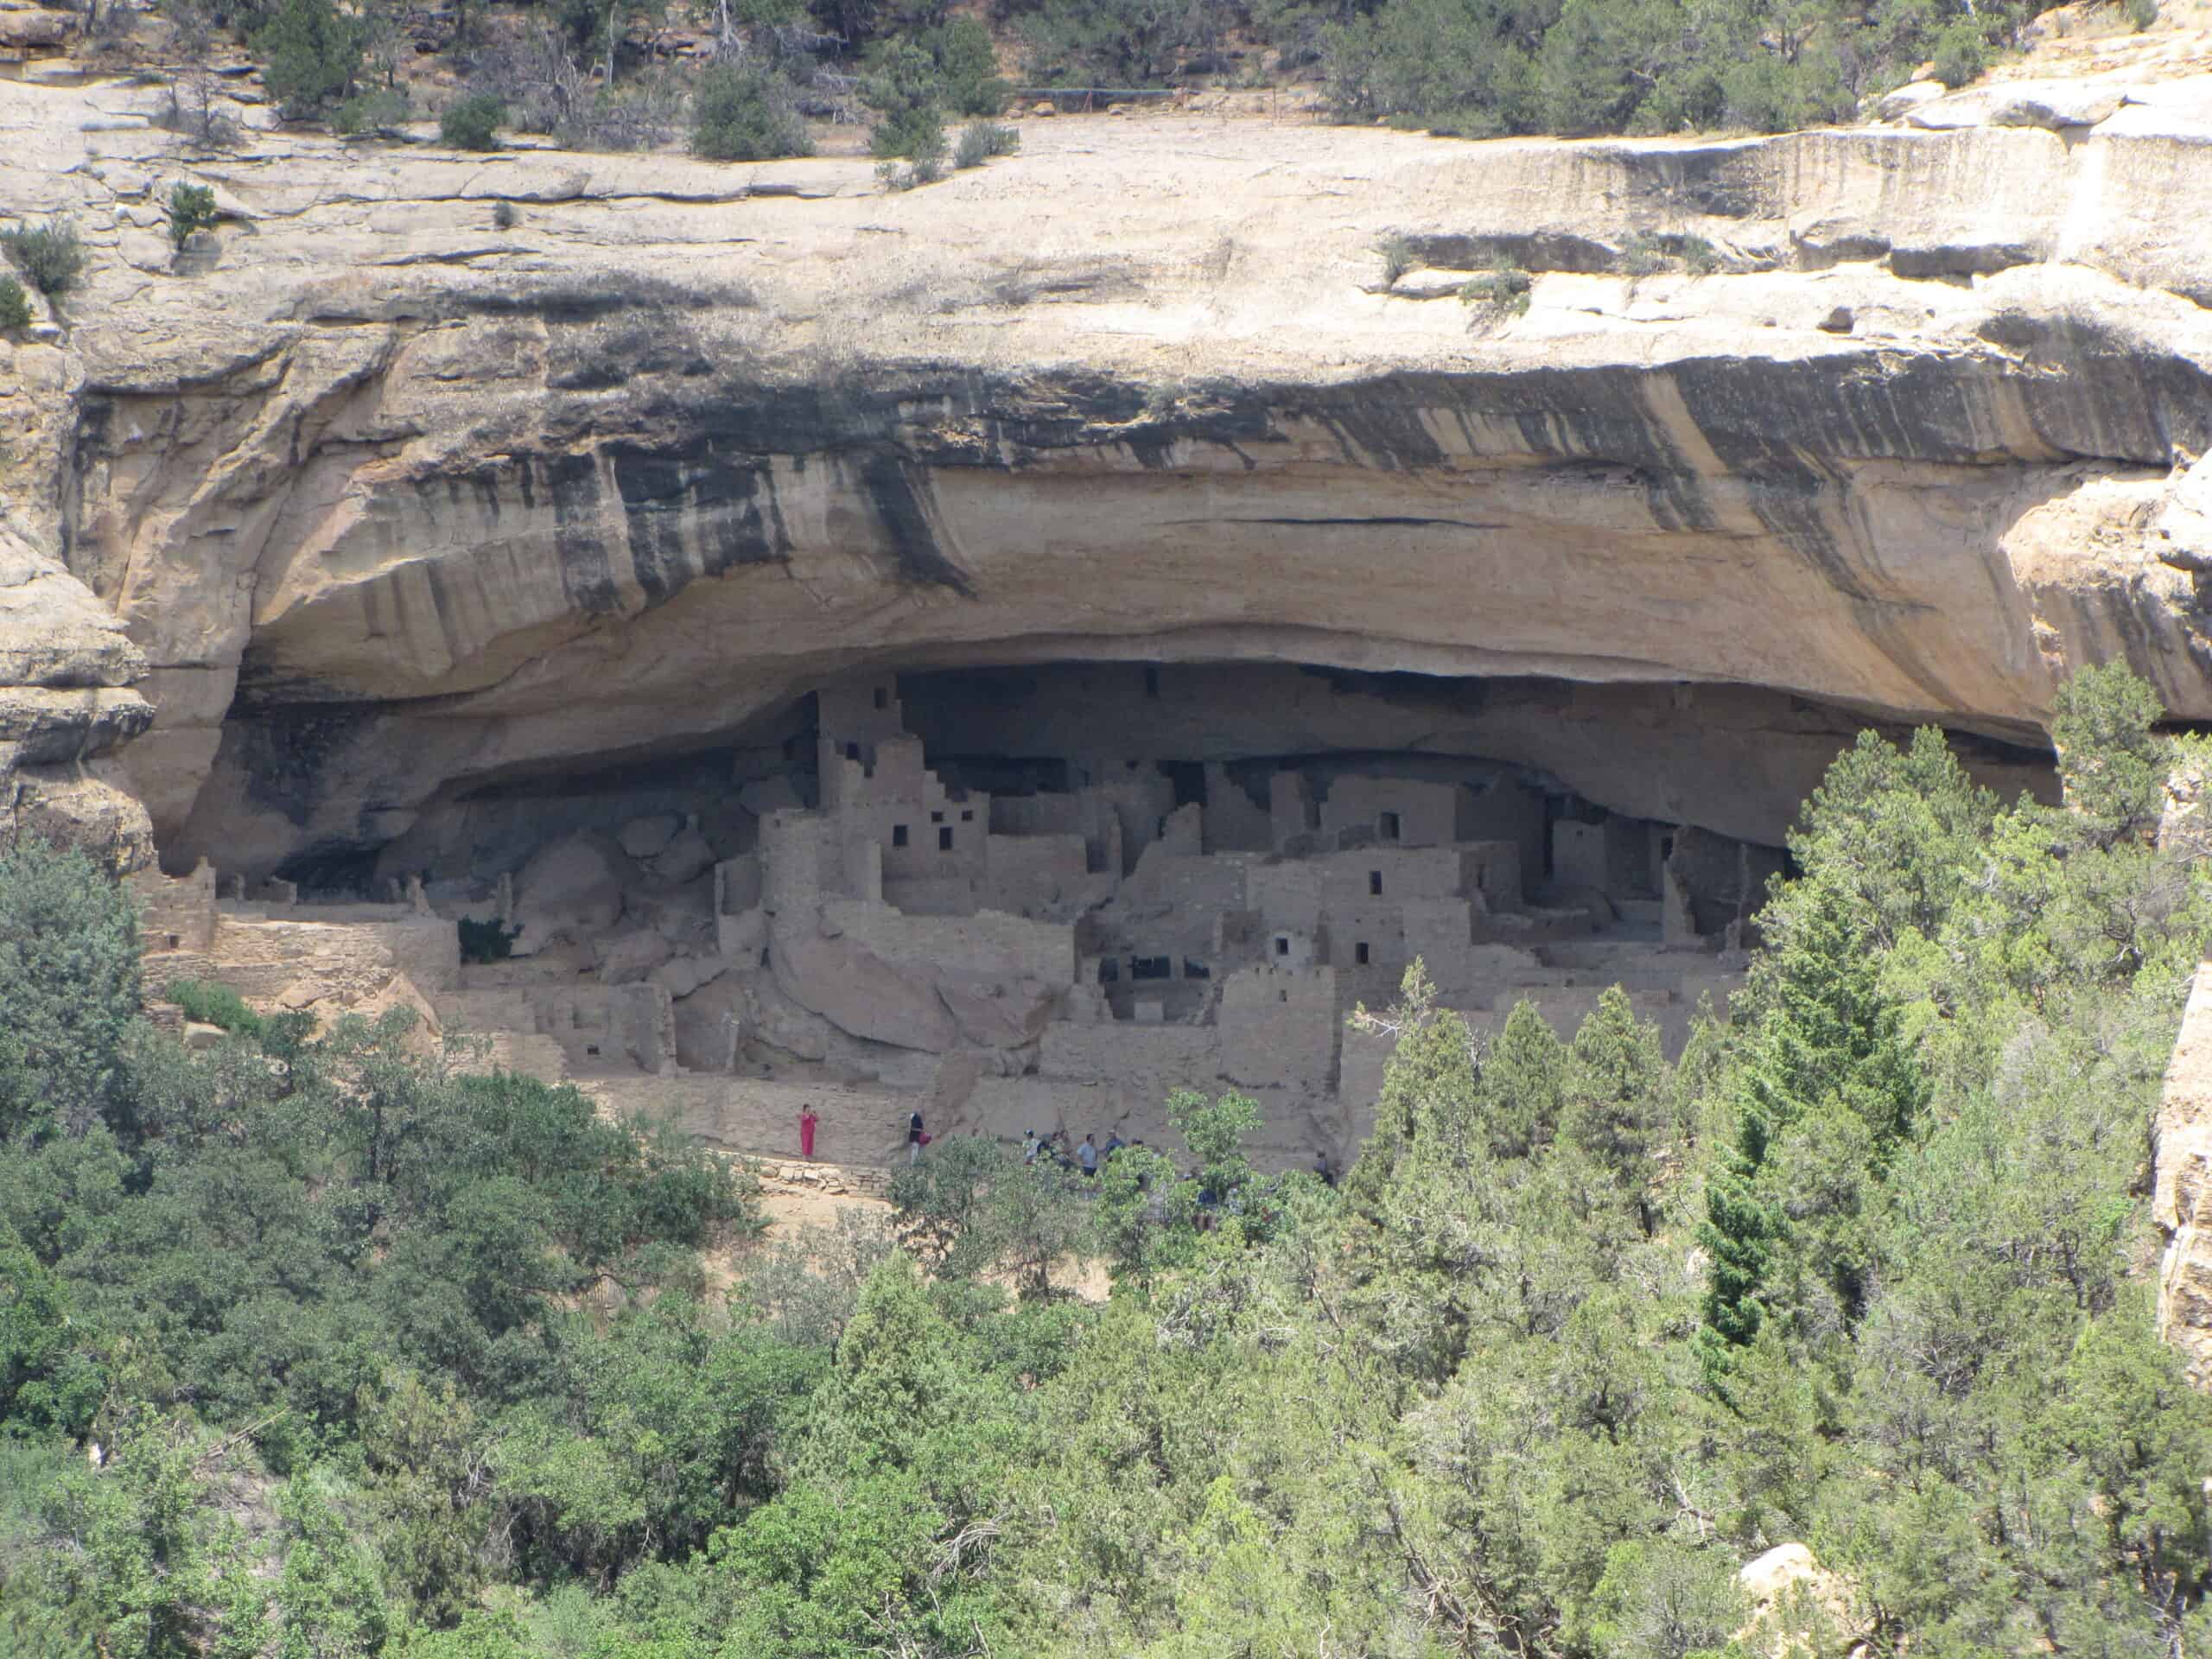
[253,0,366,118]
[1618,232,1667,277]
[1681,235,1720,276]
[165,182,219,251]
[1024,0,1230,86]
[166,977,267,1039]
[2125,0,2158,29]
[875,153,946,191]
[457,917,520,964]
[922,18,1008,117]
[872,103,946,166]
[492,199,518,230]
[334,86,410,135]
[0,217,86,298]
[952,119,1019,168]
[0,276,29,332]
[1930,19,1986,89]
[1461,261,1532,321]
[690,62,814,162]
[1375,232,1415,284]
[440,92,506,150]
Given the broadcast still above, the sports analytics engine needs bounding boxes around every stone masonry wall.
[1039,1020,1221,1100]
[822,897,1077,987]
[1219,962,1339,1091]
[129,861,215,953]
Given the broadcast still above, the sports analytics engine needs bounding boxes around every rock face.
[6,80,2212,880]
[0,527,155,870]
[2156,964,2212,1390]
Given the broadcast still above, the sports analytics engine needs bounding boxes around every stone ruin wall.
[122,664,1792,1179]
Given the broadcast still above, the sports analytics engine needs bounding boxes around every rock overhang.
[6,81,2212,878]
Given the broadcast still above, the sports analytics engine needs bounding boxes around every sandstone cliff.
[6,74,2212,876]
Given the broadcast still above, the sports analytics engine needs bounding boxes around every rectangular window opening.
[1369,870,1382,896]
[844,741,861,762]
[892,824,909,848]
[873,687,887,709]
[938,826,954,852]
[1098,959,1120,983]
[1131,956,1172,982]
[1379,811,1400,841]
[931,810,944,823]
[961,810,973,822]
[1274,937,1289,957]
[1355,942,1370,966]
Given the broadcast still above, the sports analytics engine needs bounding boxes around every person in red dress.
[799,1105,818,1160]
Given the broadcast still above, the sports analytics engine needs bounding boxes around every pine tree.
[1698,873,1926,1381]
[1561,984,1669,1233]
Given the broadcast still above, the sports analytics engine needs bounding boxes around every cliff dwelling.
[127,659,2056,1169]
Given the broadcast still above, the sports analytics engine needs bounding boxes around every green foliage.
[1022,0,1230,86]
[164,182,219,251]
[953,118,1020,167]
[1460,258,1532,316]
[2053,657,2171,845]
[0,838,139,1141]
[1321,0,1927,138]
[275,1467,389,1657]
[440,92,507,149]
[253,0,366,117]
[333,86,410,135]
[690,62,815,161]
[6,664,2211,1657]
[2126,0,2158,29]
[0,276,29,332]
[1929,16,1986,87]
[456,915,519,963]
[1618,230,1668,276]
[1374,231,1415,283]
[165,976,265,1039]
[0,216,86,299]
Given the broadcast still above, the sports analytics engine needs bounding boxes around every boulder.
[773,931,959,1052]
[1986,80,2128,131]
[1875,79,1945,121]
[650,950,731,1000]
[2155,452,2212,575]
[652,825,716,884]
[1390,267,1478,300]
[594,928,673,985]
[514,836,624,935]
[747,976,833,1061]
[618,813,680,859]
[937,972,1057,1048]
[0,10,73,48]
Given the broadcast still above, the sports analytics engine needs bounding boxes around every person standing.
[799,1105,817,1161]
[1077,1134,1099,1178]
[1022,1129,1040,1166]
[909,1109,925,1166]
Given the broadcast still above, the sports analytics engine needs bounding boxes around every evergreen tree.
[1698,872,1926,1375]
[0,837,139,1141]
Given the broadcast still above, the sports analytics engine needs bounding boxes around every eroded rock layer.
[4,79,2211,878]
